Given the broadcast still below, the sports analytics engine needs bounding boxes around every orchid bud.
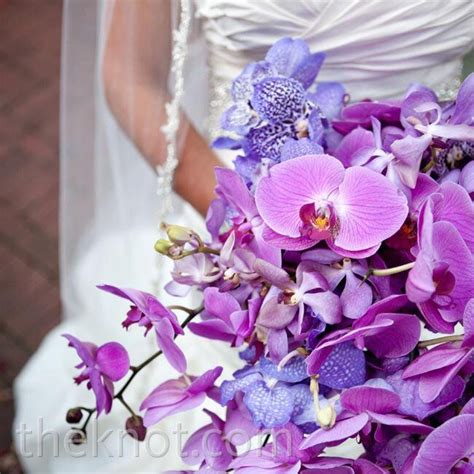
[66,407,83,424]
[162,223,196,245]
[154,239,174,255]
[70,430,86,445]
[125,416,147,441]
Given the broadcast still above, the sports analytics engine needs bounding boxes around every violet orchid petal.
[155,318,187,373]
[300,412,370,449]
[413,414,474,474]
[255,155,345,238]
[334,166,408,252]
[95,342,130,381]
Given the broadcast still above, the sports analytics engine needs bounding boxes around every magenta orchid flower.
[401,299,474,404]
[63,334,130,415]
[97,285,187,373]
[301,382,432,450]
[413,414,474,474]
[255,154,408,257]
[188,287,260,347]
[140,367,222,427]
[406,195,474,333]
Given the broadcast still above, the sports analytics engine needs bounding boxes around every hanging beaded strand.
[156,0,191,216]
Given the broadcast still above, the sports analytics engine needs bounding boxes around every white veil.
[60,0,209,324]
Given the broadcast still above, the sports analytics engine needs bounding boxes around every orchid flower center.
[299,202,336,240]
[278,289,299,305]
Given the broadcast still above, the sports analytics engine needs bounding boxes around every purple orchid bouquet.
[64,38,474,473]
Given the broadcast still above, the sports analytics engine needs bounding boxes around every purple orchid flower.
[97,285,186,373]
[188,287,260,347]
[229,422,315,474]
[165,253,222,297]
[301,382,432,450]
[401,299,474,404]
[140,366,222,427]
[255,259,342,330]
[332,99,402,135]
[63,334,130,415]
[413,414,474,474]
[220,357,315,430]
[336,117,432,192]
[306,295,420,376]
[302,250,373,319]
[214,167,281,266]
[406,194,474,333]
[181,409,234,471]
[255,154,408,257]
[402,74,474,142]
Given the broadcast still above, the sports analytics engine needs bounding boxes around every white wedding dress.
[14,1,473,472]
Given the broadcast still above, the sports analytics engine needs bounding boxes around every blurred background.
[0,1,472,472]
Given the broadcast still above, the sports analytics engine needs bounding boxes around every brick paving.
[0,0,62,468]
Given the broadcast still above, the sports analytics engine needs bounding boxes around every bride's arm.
[102,0,220,216]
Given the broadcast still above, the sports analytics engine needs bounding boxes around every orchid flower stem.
[80,409,94,434]
[422,159,435,173]
[369,262,415,277]
[418,334,463,348]
[76,304,204,427]
[172,246,220,260]
[116,395,136,417]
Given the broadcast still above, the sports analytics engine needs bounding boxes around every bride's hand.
[102,0,220,216]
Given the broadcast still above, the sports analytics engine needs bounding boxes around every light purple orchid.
[165,253,222,297]
[402,74,474,142]
[181,409,234,471]
[188,287,260,347]
[336,117,432,192]
[63,334,130,415]
[255,154,408,257]
[140,367,222,427]
[302,250,373,319]
[229,423,313,474]
[413,414,474,474]
[301,382,432,450]
[97,285,186,373]
[255,259,342,329]
[215,167,281,266]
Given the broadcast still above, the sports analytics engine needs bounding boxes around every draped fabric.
[14,1,474,472]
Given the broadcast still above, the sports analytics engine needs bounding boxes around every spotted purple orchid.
[255,154,408,257]
[306,295,420,375]
[97,285,186,373]
[140,367,222,427]
[63,334,130,415]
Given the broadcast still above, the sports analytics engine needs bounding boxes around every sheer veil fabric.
[14,1,240,472]
[14,0,474,472]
